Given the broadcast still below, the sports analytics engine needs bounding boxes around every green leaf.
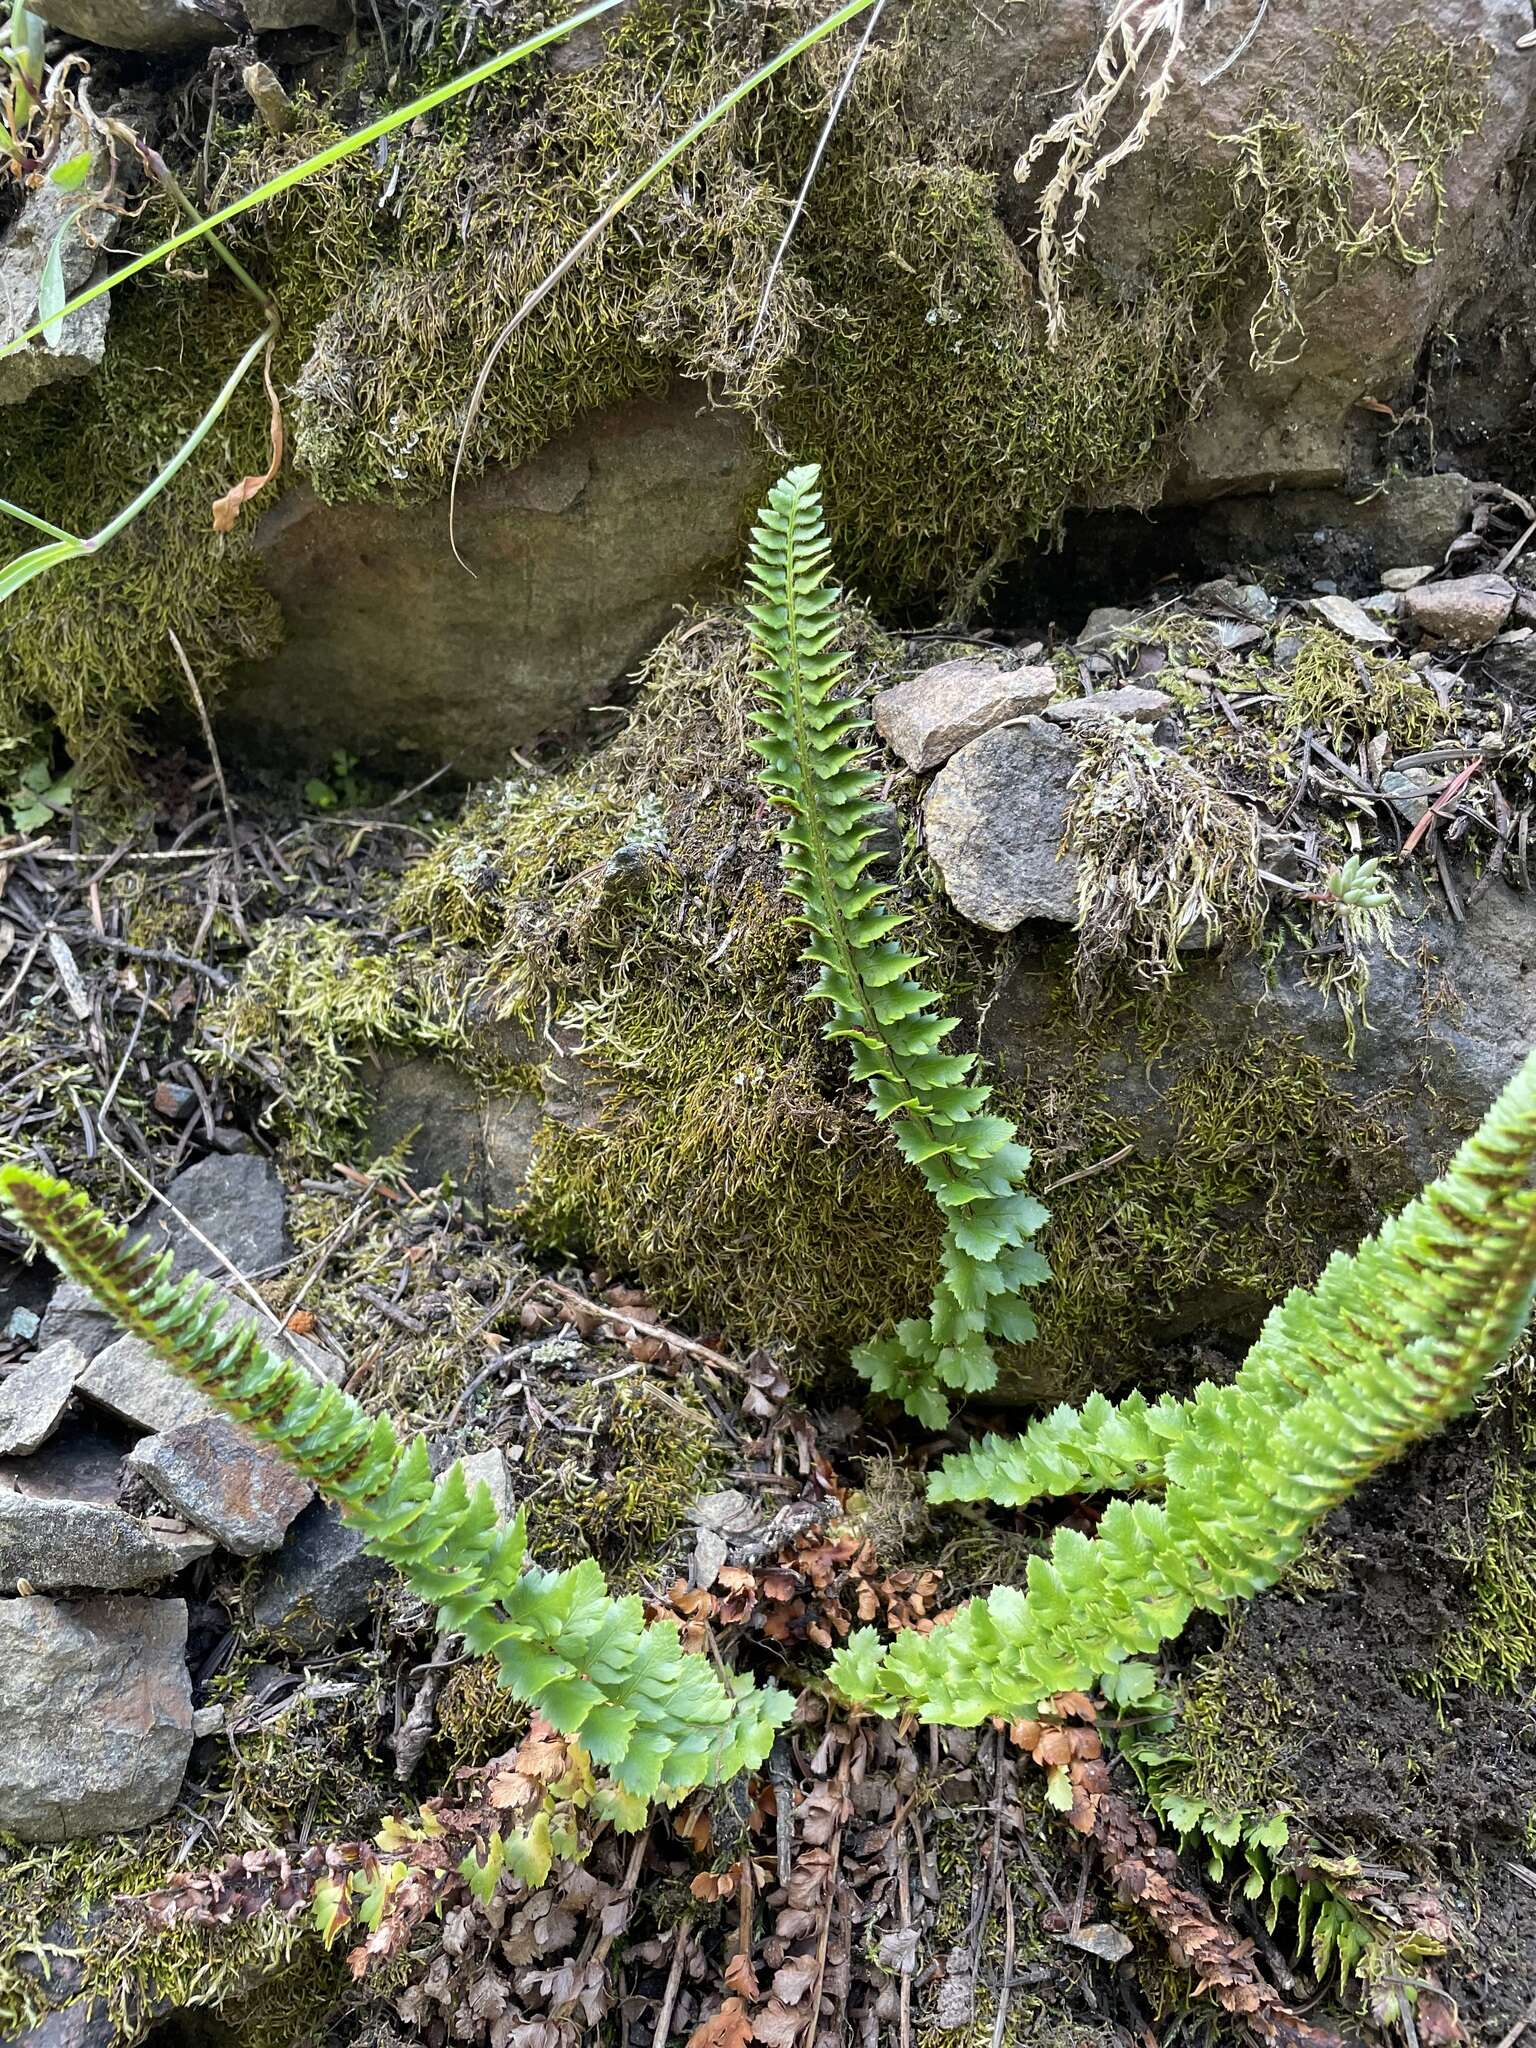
[37,212,76,346]
[48,152,93,191]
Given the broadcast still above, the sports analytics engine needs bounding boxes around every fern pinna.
[746,465,1049,1427]
[832,1047,1536,1722]
[0,1166,791,1803]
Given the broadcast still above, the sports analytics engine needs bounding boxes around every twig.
[1042,1142,1134,1195]
[53,926,232,990]
[748,0,888,350]
[1198,0,1267,85]
[651,1922,689,2048]
[353,1282,427,1334]
[168,627,247,942]
[533,1280,748,1380]
[1494,1997,1536,2048]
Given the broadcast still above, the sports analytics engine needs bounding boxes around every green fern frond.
[834,1049,1536,1721]
[929,1387,1193,1506]
[746,465,1049,1427]
[0,1165,792,1802]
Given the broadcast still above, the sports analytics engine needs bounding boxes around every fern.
[746,465,1049,1427]
[0,1166,792,1803]
[832,1048,1536,1721]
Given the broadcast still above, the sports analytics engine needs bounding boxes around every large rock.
[0,150,111,407]
[30,0,236,47]
[149,1152,294,1279]
[0,1419,126,1505]
[126,1415,312,1557]
[365,1056,542,1209]
[0,1595,193,1841]
[873,658,1056,772]
[223,388,766,775]
[250,1499,388,1649]
[945,0,1533,501]
[1401,572,1516,647]
[923,718,1082,931]
[0,1494,213,1591]
[0,1339,85,1456]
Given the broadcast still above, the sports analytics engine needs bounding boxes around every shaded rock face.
[223,388,765,775]
[944,0,1534,500]
[0,1595,193,1841]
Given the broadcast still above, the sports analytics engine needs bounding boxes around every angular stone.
[0,1493,213,1591]
[151,1152,293,1279]
[127,1415,313,1557]
[923,719,1081,931]
[458,1446,516,1522]
[78,1336,219,1435]
[1307,593,1396,646]
[872,658,1056,772]
[1479,628,1536,699]
[0,1419,125,1505]
[36,1279,118,1363]
[1402,573,1515,649]
[250,1500,388,1649]
[80,1290,341,1433]
[1045,686,1175,728]
[0,1594,193,1841]
[1382,566,1436,592]
[0,1340,85,1456]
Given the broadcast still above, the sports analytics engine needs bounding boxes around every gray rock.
[0,1594,193,1841]
[872,658,1056,772]
[223,387,767,777]
[0,1419,125,1505]
[243,0,346,27]
[36,1280,118,1363]
[1076,606,1136,650]
[458,1446,516,1522]
[0,1494,213,1591]
[79,1288,341,1434]
[251,1499,388,1649]
[12,2006,117,2048]
[1478,627,1536,697]
[1045,686,1175,729]
[151,1152,293,1279]
[0,1339,85,1455]
[1402,573,1515,649]
[31,0,236,47]
[924,719,1081,931]
[126,1415,312,1557]
[1382,566,1436,592]
[78,1335,220,1435]
[365,1056,542,1209]
[1307,593,1396,646]
[0,149,111,407]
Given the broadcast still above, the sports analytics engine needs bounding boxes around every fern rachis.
[0,1165,792,1802]
[746,466,1049,1427]
[833,1048,1536,1722]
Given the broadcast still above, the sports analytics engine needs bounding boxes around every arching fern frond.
[746,465,1049,1427]
[0,1166,792,1803]
[834,1048,1536,1721]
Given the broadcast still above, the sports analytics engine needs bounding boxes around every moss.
[1421,1371,1536,1700]
[5,1,1486,775]
[1064,722,1267,1011]
[1005,998,1409,1400]
[1275,625,1450,751]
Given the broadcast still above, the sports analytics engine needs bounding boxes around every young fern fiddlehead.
[0,1166,792,1804]
[831,1047,1536,1721]
[746,465,1049,1427]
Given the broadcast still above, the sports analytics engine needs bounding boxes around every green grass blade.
[0,0,627,365]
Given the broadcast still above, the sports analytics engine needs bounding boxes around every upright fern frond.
[0,1166,792,1802]
[746,466,1049,1427]
[833,1049,1536,1722]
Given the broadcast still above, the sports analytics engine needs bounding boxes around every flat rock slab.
[0,1339,85,1455]
[0,1493,212,1591]
[923,718,1081,931]
[872,658,1056,772]
[128,1415,312,1557]
[1402,573,1515,649]
[149,1153,294,1279]
[251,1499,388,1650]
[80,1291,342,1434]
[1044,686,1175,728]
[0,1594,193,1841]
[0,1419,126,1504]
